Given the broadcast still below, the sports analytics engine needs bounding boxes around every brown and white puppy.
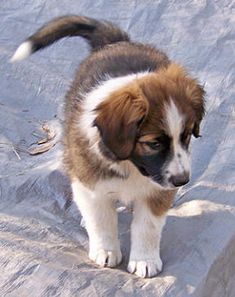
[11,15,205,278]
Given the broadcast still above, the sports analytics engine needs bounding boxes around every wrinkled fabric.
[0,1,235,296]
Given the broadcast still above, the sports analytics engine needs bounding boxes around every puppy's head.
[94,64,205,189]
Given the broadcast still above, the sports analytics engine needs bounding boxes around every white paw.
[89,248,122,268]
[127,258,163,278]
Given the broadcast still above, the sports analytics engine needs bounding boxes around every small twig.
[28,121,59,155]
[0,142,27,154]
[32,132,43,139]
[11,145,21,160]
[0,142,22,160]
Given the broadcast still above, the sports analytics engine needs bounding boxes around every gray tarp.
[0,1,235,296]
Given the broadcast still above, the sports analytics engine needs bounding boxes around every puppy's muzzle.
[169,171,189,187]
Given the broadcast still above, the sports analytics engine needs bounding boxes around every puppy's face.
[130,102,194,189]
[95,64,205,189]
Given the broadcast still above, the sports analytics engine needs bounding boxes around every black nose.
[169,173,190,187]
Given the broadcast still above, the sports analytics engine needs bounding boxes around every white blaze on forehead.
[165,99,184,139]
[165,99,190,177]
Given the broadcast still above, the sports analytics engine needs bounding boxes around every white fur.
[165,99,184,139]
[72,180,122,267]
[73,76,181,277]
[72,161,164,275]
[73,161,160,212]
[10,41,33,62]
[127,201,165,277]
[165,100,190,179]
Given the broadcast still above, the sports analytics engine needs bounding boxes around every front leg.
[127,200,166,278]
[72,180,122,267]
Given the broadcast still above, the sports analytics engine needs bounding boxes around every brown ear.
[94,84,149,159]
[162,63,206,137]
[185,79,205,138]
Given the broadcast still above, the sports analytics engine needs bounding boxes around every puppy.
[11,15,205,278]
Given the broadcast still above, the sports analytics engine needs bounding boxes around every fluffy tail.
[11,15,129,62]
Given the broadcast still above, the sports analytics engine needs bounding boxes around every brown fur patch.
[157,63,205,137]
[63,40,170,186]
[94,82,149,160]
[63,96,125,188]
[136,64,205,138]
[63,39,204,190]
[93,62,205,162]
[146,189,176,216]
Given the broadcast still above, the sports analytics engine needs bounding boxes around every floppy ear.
[185,80,205,138]
[94,84,149,159]
[162,63,205,137]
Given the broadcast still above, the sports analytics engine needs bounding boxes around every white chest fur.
[94,161,161,205]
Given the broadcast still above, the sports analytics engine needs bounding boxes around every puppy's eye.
[145,141,161,150]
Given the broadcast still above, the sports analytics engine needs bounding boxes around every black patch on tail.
[27,15,129,53]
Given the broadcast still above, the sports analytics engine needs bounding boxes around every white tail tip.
[10,41,32,63]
